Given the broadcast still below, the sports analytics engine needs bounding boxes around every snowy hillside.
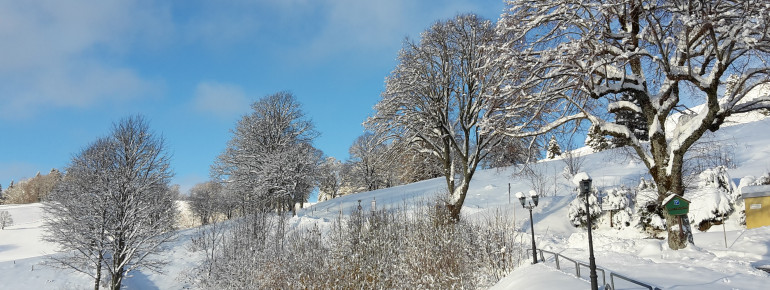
[2,116,770,289]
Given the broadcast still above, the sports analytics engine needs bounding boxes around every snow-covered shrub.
[634,178,665,237]
[568,189,601,229]
[0,210,12,229]
[751,172,770,186]
[685,166,736,231]
[190,200,525,289]
[603,186,633,229]
[734,175,760,226]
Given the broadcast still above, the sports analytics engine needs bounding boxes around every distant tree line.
[1,169,62,204]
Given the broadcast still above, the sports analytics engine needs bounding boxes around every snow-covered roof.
[741,185,770,198]
[662,194,677,205]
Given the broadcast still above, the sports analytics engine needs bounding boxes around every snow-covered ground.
[2,115,770,289]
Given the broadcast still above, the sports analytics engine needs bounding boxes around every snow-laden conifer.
[686,166,736,231]
[546,136,561,159]
[604,186,633,229]
[568,188,601,229]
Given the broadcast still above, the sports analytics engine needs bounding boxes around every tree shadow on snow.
[122,270,159,290]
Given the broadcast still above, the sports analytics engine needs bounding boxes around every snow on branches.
[494,0,770,250]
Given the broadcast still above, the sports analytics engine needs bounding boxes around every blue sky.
[0,0,506,194]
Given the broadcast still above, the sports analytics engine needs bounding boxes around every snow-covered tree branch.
[493,0,770,249]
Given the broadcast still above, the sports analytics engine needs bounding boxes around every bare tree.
[318,157,343,202]
[0,210,12,229]
[212,92,320,215]
[189,181,224,225]
[45,137,114,290]
[492,0,770,249]
[367,14,509,221]
[44,116,177,290]
[347,132,394,192]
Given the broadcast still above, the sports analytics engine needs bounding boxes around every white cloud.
[277,0,501,63]
[0,0,171,120]
[192,82,251,119]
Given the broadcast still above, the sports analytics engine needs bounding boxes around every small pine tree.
[686,166,736,231]
[634,178,665,236]
[585,125,611,152]
[547,136,561,159]
[604,186,633,229]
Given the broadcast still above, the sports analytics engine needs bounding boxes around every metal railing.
[527,249,661,290]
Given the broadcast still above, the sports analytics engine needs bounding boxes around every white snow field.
[2,115,770,289]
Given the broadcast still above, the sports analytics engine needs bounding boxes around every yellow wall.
[745,196,770,229]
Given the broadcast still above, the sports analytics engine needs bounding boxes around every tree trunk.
[110,268,123,290]
[446,176,472,222]
[664,211,693,250]
[94,251,102,290]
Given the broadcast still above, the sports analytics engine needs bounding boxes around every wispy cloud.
[0,0,171,120]
[192,82,251,119]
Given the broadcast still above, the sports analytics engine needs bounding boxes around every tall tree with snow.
[367,14,510,221]
[212,92,320,215]
[45,116,177,290]
[492,0,770,249]
[45,138,114,290]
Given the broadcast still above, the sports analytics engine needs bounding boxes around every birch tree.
[492,0,770,249]
[367,14,508,221]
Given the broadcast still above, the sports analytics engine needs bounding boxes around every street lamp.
[579,176,599,290]
[516,190,539,264]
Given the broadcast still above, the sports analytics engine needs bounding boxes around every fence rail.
[527,249,661,290]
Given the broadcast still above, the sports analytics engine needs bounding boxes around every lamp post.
[516,190,540,264]
[579,177,598,290]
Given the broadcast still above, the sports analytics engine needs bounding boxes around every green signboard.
[663,195,690,216]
